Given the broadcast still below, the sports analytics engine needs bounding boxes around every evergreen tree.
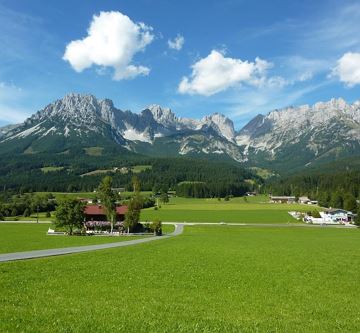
[343,194,357,212]
[354,206,360,226]
[330,191,343,209]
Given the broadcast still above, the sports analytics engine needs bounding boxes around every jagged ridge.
[1,94,360,170]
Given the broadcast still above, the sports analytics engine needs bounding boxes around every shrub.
[312,210,321,218]
[150,218,162,236]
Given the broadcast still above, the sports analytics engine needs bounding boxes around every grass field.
[84,146,104,156]
[141,195,315,223]
[5,211,55,222]
[131,165,152,173]
[40,166,65,173]
[0,223,153,253]
[1,225,359,332]
[12,194,317,224]
[34,191,153,201]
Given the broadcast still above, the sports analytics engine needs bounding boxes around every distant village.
[267,195,357,225]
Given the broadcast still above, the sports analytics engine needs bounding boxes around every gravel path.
[0,224,184,263]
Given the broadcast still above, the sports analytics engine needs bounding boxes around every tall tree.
[354,206,360,226]
[160,191,169,204]
[124,195,143,232]
[124,177,143,232]
[132,175,141,193]
[97,176,117,233]
[55,199,84,235]
[330,191,343,209]
[0,204,4,221]
[343,194,357,212]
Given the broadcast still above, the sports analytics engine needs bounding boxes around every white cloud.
[63,11,154,80]
[168,34,185,50]
[178,50,272,96]
[331,52,360,87]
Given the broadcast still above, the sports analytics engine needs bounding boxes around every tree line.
[0,156,260,198]
[265,169,360,214]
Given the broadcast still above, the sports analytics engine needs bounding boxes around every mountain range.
[1,93,360,172]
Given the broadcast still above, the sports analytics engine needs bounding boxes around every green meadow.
[34,191,153,201]
[141,195,314,223]
[1,225,359,332]
[5,211,55,222]
[8,194,316,224]
[40,166,65,173]
[0,223,149,253]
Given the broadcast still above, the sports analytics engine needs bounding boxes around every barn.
[84,205,128,222]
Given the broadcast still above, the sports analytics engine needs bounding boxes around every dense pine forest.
[266,160,360,211]
[0,149,259,197]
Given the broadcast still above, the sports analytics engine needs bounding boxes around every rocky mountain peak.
[1,94,359,169]
[147,104,178,127]
[202,112,235,141]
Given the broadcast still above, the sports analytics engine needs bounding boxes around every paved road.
[0,224,184,263]
[0,220,52,224]
[162,222,357,228]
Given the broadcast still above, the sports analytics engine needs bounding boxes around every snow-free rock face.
[1,94,360,169]
[0,124,20,138]
[201,113,236,142]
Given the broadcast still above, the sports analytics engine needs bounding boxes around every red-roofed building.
[84,205,128,222]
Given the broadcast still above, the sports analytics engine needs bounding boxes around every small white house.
[320,209,354,223]
[299,196,310,204]
[270,196,296,204]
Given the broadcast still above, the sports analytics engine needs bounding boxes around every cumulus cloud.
[168,34,185,50]
[332,52,360,87]
[63,11,154,80]
[178,50,272,96]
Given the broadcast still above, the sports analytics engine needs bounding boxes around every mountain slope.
[0,93,243,161]
[236,98,360,172]
[1,94,359,173]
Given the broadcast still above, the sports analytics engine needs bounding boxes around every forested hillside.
[0,151,259,197]
[266,157,360,211]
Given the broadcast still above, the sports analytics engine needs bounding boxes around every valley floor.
[141,195,313,223]
[1,224,359,332]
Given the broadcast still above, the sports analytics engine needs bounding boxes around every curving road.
[0,224,184,263]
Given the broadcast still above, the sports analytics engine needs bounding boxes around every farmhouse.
[299,196,310,204]
[84,205,128,222]
[270,196,296,204]
[321,209,355,223]
[79,198,93,204]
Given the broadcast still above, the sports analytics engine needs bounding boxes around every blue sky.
[0,0,360,129]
